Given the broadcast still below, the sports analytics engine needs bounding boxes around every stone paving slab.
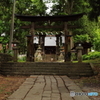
[7,75,91,100]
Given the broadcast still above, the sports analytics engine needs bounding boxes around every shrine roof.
[15,13,84,22]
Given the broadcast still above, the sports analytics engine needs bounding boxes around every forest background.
[0,0,100,53]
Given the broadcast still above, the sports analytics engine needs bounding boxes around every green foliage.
[82,51,100,60]
[74,34,90,43]
[0,0,100,53]
[71,52,77,61]
[0,50,3,53]
[88,0,100,21]
[72,15,97,45]
[98,17,100,27]
[0,36,9,53]
[6,50,13,56]
[72,15,97,34]
[73,0,91,14]
[50,0,91,15]
[92,28,100,51]
[16,0,47,15]
[50,0,74,15]
[18,55,26,62]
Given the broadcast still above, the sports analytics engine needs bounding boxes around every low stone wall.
[0,62,94,77]
[0,53,13,63]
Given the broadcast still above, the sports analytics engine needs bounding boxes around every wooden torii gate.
[15,13,84,62]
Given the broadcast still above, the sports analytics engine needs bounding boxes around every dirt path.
[0,75,27,100]
[72,63,100,100]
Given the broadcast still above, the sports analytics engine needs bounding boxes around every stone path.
[7,75,91,100]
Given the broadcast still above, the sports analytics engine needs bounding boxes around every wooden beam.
[21,25,31,29]
[21,25,79,30]
[15,13,84,22]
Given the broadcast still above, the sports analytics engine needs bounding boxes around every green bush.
[71,52,77,60]
[18,55,26,62]
[82,51,100,60]
[6,50,13,56]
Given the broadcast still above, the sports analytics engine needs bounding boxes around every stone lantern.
[35,45,42,62]
[12,39,19,62]
[58,46,64,61]
[76,44,83,63]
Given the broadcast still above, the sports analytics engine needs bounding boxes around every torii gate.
[15,13,84,62]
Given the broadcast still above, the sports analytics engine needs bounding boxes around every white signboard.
[34,35,65,46]
[45,36,56,46]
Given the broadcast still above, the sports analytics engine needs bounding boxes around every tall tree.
[88,0,100,21]
[0,0,47,52]
[50,0,91,15]
[9,0,16,50]
[0,0,12,49]
[16,0,47,15]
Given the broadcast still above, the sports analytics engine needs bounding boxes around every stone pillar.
[76,44,83,63]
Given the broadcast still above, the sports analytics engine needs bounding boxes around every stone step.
[1,69,93,74]
[0,65,91,68]
[1,66,92,70]
[1,72,93,76]
[1,71,93,77]
[1,64,91,67]
[0,62,94,77]
[1,62,90,64]
[1,68,92,73]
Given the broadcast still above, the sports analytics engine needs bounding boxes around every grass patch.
[72,58,100,63]
[18,55,26,62]
[0,89,4,93]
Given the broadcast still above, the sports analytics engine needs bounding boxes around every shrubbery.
[18,55,26,62]
[82,51,100,60]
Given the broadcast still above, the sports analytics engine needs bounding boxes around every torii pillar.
[64,22,71,62]
[41,34,46,52]
[27,22,35,62]
[56,35,60,57]
[41,34,46,60]
[38,33,42,46]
